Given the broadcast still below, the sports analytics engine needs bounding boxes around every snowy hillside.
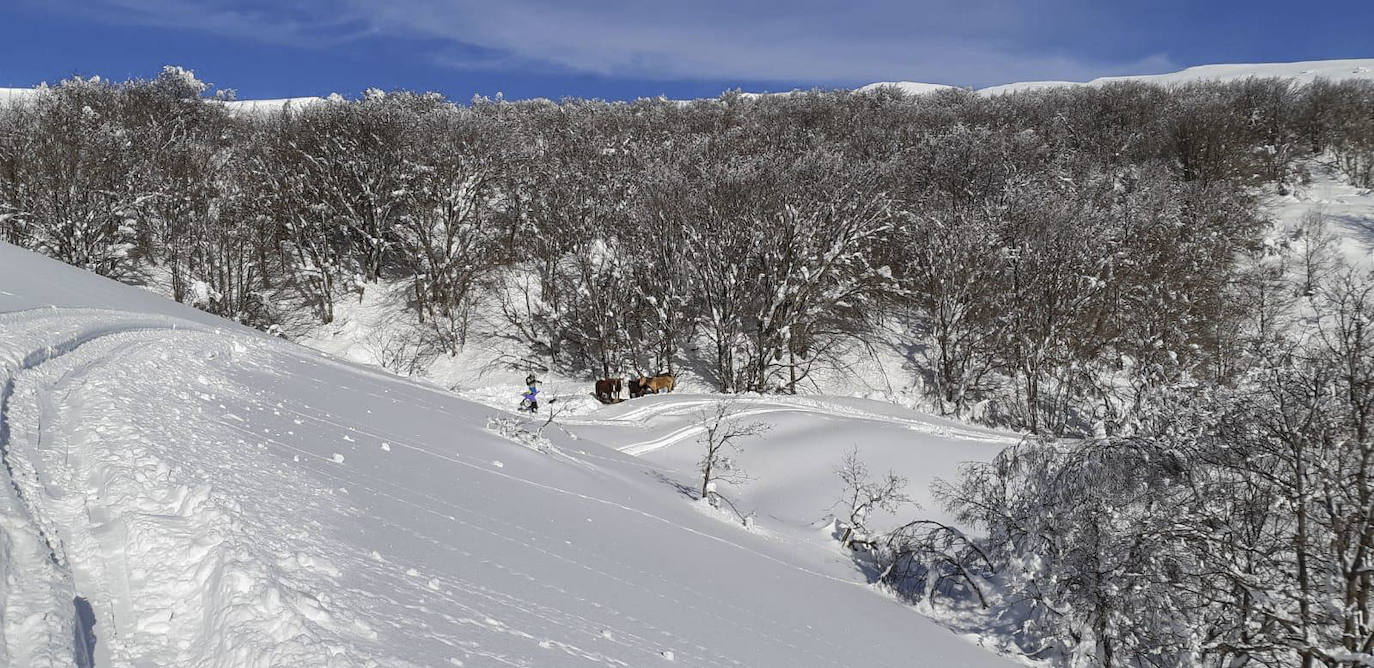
[853,81,958,96]
[0,241,1017,666]
[859,57,1374,96]
[222,96,327,114]
[0,87,38,104]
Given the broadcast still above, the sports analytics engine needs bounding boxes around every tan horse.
[642,374,674,394]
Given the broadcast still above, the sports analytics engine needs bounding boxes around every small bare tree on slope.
[696,400,770,505]
[834,448,911,550]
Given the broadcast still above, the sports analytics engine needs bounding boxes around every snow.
[859,57,1374,98]
[1266,162,1374,270]
[221,97,326,115]
[2,85,323,114]
[984,58,1374,95]
[854,81,959,96]
[0,241,1017,666]
[0,87,40,105]
[569,394,1016,532]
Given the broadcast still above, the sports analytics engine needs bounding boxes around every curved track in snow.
[0,308,199,667]
[575,394,1018,456]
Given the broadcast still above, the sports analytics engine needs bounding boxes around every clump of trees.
[867,266,1374,666]
[2,68,1373,435]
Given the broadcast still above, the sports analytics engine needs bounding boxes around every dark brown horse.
[627,377,648,398]
[595,378,623,402]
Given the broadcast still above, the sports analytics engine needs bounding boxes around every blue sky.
[1,0,1370,101]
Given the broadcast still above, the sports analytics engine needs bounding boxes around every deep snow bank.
[0,241,1014,666]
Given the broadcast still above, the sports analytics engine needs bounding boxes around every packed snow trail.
[0,242,1014,666]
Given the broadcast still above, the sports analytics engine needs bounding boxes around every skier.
[520,374,540,413]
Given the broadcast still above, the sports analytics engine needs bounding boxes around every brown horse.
[594,378,623,402]
[627,377,648,399]
[643,374,674,394]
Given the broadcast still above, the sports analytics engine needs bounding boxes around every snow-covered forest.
[6,68,1374,427]
[4,65,1374,665]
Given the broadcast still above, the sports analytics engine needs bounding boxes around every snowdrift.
[0,240,1013,666]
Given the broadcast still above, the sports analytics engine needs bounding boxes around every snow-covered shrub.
[361,324,438,377]
[484,415,553,454]
[939,271,1374,666]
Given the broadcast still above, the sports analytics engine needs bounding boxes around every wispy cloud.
[31,0,1179,87]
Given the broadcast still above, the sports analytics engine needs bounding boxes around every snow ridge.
[861,57,1374,97]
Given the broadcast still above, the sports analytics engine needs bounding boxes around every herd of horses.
[594,373,675,403]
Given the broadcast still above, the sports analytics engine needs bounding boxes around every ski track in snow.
[0,308,198,667]
[0,303,1013,667]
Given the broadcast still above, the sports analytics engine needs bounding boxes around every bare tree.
[695,400,770,501]
[833,449,911,550]
[1294,208,1339,297]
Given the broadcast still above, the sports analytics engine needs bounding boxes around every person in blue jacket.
[521,374,540,412]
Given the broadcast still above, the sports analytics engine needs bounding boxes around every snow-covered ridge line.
[0,88,37,105]
[221,96,326,114]
[0,86,325,115]
[862,57,1374,97]
[4,58,1373,111]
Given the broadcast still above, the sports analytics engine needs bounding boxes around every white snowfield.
[0,87,37,104]
[861,57,1374,96]
[0,241,1017,666]
[222,97,328,114]
[573,394,1016,533]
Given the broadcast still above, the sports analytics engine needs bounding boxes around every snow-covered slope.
[1267,162,1374,270]
[0,86,322,114]
[572,394,1016,529]
[222,96,326,114]
[854,81,959,96]
[983,58,1374,95]
[0,240,1015,666]
[0,87,40,105]
[860,57,1374,97]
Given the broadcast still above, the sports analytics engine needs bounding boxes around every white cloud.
[35,0,1179,87]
